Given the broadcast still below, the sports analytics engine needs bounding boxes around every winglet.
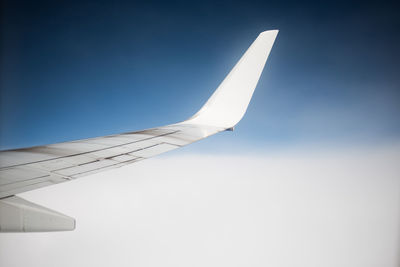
[183,30,278,129]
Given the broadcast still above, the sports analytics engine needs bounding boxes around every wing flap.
[0,174,64,198]
[128,143,179,158]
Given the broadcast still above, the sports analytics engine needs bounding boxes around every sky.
[1,0,400,151]
[1,1,400,266]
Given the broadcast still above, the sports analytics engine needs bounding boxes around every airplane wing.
[0,30,278,232]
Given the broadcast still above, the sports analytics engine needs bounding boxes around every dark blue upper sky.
[1,0,399,151]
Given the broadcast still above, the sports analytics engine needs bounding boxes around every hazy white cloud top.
[1,145,399,267]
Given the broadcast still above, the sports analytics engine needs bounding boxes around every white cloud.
[1,145,399,267]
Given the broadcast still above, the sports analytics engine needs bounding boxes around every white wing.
[0,30,278,232]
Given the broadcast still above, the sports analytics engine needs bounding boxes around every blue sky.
[1,0,399,151]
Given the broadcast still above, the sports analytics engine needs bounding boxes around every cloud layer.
[1,146,399,267]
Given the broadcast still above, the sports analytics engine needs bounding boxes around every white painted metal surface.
[184,30,278,128]
[0,196,75,232]
[0,30,278,232]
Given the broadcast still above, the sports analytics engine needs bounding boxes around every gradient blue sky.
[1,0,399,151]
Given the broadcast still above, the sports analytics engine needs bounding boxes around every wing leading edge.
[0,30,278,232]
